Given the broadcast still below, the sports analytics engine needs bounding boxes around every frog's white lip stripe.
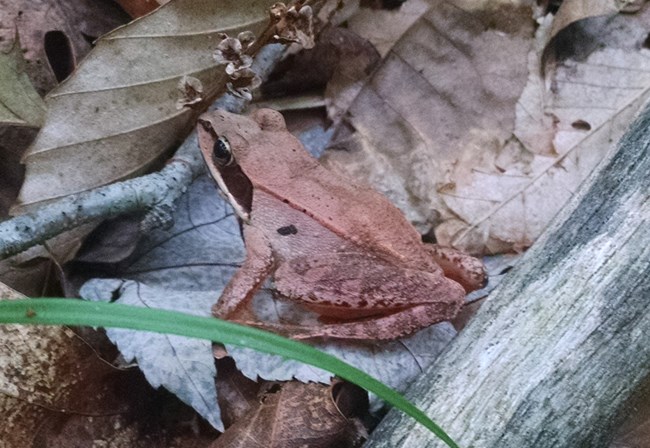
[202,152,251,223]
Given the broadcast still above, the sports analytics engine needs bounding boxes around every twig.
[0,141,202,260]
[0,44,285,261]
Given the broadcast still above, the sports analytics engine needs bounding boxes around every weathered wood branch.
[365,106,650,447]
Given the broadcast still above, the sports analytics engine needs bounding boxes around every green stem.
[0,298,459,448]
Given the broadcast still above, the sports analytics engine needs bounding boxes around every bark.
[365,106,650,447]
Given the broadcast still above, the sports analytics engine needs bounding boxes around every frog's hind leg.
[230,302,462,341]
[424,245,487,293]
[253,252,466,340]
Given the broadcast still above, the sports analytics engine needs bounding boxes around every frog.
[197,108,486,340]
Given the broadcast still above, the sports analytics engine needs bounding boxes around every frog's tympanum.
[198,109,486,341]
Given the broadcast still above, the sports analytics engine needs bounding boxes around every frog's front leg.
[212,225,274,320]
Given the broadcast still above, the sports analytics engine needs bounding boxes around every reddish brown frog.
[198,109,486,341]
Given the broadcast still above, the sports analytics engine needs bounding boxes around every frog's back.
[297,170,433,269]
[246,131,434,269]
[224,108,434,269]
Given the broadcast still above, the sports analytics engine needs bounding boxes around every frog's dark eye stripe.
[212,136,234,166]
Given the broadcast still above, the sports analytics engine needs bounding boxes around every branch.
[0,142,201,260]
[0,44,285,261]
[365,106,650,447]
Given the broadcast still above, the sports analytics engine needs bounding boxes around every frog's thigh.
[425,244,487,293]
[212,225,273,319]
[274,252,465,319]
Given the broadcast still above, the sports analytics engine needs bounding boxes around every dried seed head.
[176,75,203,109]
[237,31,256,49]
[213,32,261,98]
[270,2,314,49]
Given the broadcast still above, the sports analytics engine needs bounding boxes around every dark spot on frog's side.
[277,224,298,236]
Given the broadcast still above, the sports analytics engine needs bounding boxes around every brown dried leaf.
[33,377,218,448]
[321,0,534,238]
[0,284,218,446]
[210,382,366,448]
[12,0,277,214]
[216,358,262,428]
[548,0,636,42]
[542,0,645,70]
[0,34,44,216]
[438,5,650,252]
[610,377,650,448]
[0,0,128,94]
[0,127,32,217]
[322,27,380,124]
[322,0,650,253]
[322,0,428,123]
[0,285,126,445]
[346,0,429,58]
[263,26,379,122]
[0,37,46,127]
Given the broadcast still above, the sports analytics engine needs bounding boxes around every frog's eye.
[212,136,234,166]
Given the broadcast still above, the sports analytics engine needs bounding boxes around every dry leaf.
[0,0,128,94]
[32,370,218,448]
[438,5,650,252]
[549,0,630,42]
[321,27,380,124]
[542,0,643,70]
[322,0,650,253]
[210,382,366,448]
[0,127,32,217]
[610,376,650,448]
[321,0,534,237]
[0,37,46,127]
[346,0,429,58]
[0,283,134,446]
[115,0,171,19]
[216,358,262,428]
[264,26,379,98]
[0,284,218,446]
[82,280,225,430]
[322,0,429,123]
[12,0,277,214]
[0,32,45,216]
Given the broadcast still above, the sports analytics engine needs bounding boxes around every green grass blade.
[0,298,459,448]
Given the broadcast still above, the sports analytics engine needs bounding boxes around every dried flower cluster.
[211,2,315,100]
[175,75,204,109]
[213,31,261,100]
[270,2,315,49]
